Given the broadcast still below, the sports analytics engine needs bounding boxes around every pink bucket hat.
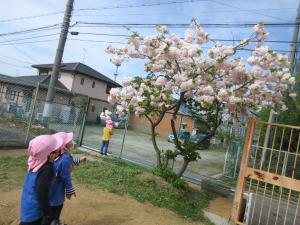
[106,119,113,129]
[27,135,64,172]
[52,132,74,153]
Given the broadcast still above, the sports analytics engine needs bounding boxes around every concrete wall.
[129,112,194,138]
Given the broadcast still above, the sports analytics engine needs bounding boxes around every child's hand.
[79,156,87,163]
[66,192,76,200]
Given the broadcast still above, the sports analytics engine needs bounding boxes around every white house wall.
[72,73,109,100]
[58,71,74,90]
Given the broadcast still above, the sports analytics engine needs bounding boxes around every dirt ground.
[0,149,233,225]
[0,149,27,157]
[0,186,206,225]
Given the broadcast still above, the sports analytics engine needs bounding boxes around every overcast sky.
[0,0,298,83]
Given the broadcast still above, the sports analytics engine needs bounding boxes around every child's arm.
[72,157,87,166]
[60,157,76,199]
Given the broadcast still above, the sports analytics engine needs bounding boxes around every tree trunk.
[177,158,190,178]
[151,124,161,166]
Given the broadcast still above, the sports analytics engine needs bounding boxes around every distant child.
[49,132,86,225]
[19,135,63,225]
[99,119,113,155]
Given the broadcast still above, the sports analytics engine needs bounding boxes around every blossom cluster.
[105,21,295,121]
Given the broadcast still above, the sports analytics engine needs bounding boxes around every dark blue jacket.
[20,172,41,222]
[20,162,54,223]
[49,153,75,206]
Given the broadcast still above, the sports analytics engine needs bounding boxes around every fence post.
[78,97,90,146]
[119,112,129,159]
[24,82,40,146]
[231,119,256,223]
[233,145,241,178]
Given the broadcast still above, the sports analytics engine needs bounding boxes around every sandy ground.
[0,149,233,225]
[0,149,27,157]
[0,186,206,225]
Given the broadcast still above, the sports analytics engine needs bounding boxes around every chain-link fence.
[0,80,87,148]
[0,83,31,147]
[222,124,246,179]
[80,109,227,182]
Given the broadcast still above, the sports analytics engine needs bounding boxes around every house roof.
[32,62,122,87]
[0,74,71,94]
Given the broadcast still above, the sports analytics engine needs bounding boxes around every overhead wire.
[0,59,33,69]
[73,8,296,18]
[0,11,64,23]
[76,0,209,12]
[0,54,33,65]
[74,21,299,28]
[0,33,60,44]
[0,24,61,37]
[210,0,289,22]
[0,0,293,24]
[66,31,300,44]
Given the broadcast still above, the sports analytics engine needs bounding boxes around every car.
[113,119,126,129]
[167,131,191,143]
[189,133,211,150]
[167,133,175,142]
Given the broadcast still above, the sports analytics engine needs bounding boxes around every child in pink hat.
[99,119,114,155]
[20,135,64,225]
[48,132,86,225]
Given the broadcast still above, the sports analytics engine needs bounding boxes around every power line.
[0,59,33,69]
[0,54,32,65]
[76,0,209,11]
[0,37,295,53]
[210,0,289,22]
[0,24,61,37]
[0,11,64,23]
[69,38,125,44]
[69,31,300,44]
[0,33,60,44]
[0,35,40,63]
[0,39,59,46]
[73,8,296,18]
[0,0,292,24]
[75,21,299,28]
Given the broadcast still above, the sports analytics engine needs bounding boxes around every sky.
[0,0,298,84]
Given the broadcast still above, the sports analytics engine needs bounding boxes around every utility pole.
[290,1,300,71]
[43,0,74,117]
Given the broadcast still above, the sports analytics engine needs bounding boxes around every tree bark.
[177,158,189,178]
[145,114,162,166]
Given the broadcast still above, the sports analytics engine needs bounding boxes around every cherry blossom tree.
[105,20,295,177]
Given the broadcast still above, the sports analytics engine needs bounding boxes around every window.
[92,81,95,88]
[5,89,17,100]
[91,105,95,112]
[80,78,85,85]
[39,71,48,76]
[106,85,112,94]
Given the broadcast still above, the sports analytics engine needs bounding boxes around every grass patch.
[74,157,214,223]
[0,156,27,191]
[0,155,214,224]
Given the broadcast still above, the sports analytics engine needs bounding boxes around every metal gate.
[232,119,300,225]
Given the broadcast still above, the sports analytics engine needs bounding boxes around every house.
[32,62,122,121]
[0,73,77,120]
